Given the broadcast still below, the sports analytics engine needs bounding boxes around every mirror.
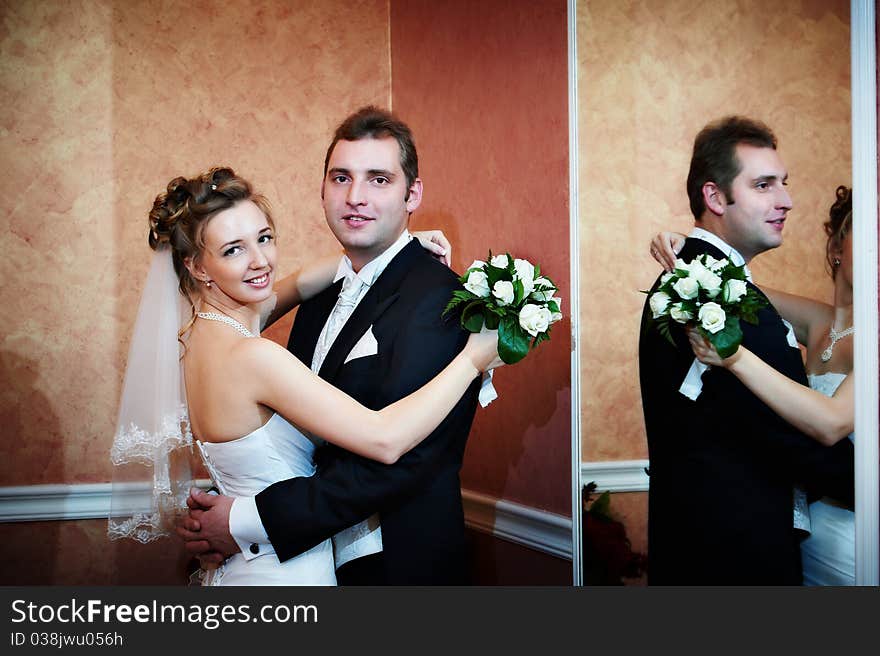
[571,0,878,585]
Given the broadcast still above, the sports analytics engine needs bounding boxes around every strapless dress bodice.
[801,371,854,586]
[196,414,336,586]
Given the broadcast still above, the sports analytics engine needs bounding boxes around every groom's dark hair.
[323,106,419,194]
[686,116,777,220]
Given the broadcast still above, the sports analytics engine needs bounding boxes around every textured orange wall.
[391,0,572,515]
[1,0,390,583]
[578,0,851,463]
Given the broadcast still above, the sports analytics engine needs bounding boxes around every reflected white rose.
[698,302,726,333]
[649,291,671,319]
[464,270,490,298]
[722,278,748,304]
[672,276,699,300]
[670,302,693,323]
[519,303,552,337]
[492,280,515,305]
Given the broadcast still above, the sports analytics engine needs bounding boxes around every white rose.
[722,278,748,304]
[701,254,718,269]
[698,302,726,334]
[513,258,536,295]
[669,302,693,323]
[490,253,509,268]
[710,257,729,272]
[672,276,699,300]
[531,276,557,301]
[463,270,490,298]
[519,304,552,337]
[660,272,674,285]
[492,280,515,305]
[649,291,671,319]
[467,259,486,272]
[696,268,723,298]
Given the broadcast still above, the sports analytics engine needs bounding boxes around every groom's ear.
[404,178,423,213]
[702,182,727,217]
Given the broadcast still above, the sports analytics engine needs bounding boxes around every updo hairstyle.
[148,166,274,304]
[824,185,852,278]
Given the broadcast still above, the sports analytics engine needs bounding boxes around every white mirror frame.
[567,0,583,586]
[851,0,878,586]
[568,0,880,586]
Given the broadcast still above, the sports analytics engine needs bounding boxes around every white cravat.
[312,272,367,373]
[679,229,796,400]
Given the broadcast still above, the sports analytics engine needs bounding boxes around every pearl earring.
[204,279,212,288]
[833,257,841,267]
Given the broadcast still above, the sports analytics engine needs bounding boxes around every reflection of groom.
[639,116,854,584]
[183,106,482,584]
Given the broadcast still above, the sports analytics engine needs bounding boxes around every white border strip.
[851,0,879,587]
[0,481,211,523]
[581,460,650,493]
[567,0,583,586]
[0,483,574,562]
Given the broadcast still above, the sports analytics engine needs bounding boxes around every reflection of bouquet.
[444,252,562,364]
[644,253,766,358]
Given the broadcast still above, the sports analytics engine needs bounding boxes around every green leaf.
[498,315,530,364]
[512,278,525,305]
[589,491,612,520]
[461,302,485,333]
[485,313,501,330]
[547,299,559,314]
[709,316,743,359]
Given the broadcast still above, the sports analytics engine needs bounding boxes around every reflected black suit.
[639,238,854,585]
[255,240,480,584]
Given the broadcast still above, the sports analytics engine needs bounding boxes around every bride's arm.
[687,328,853,445]
[241,330,500,464]
[262,253,341,329]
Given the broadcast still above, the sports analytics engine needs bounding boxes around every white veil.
[108,245,194,543]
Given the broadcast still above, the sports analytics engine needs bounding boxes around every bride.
[109,166,502,585]
[652,185,855,585]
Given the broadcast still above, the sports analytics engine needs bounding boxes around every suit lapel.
[289,279,343,367]
[317,239,423,381]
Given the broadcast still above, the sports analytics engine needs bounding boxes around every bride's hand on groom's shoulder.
[650,231,686,272]
[413,229,452,267]
[175,488,241,559]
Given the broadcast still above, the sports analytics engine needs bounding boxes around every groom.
[639,116,855,584]
[181,106,482,584]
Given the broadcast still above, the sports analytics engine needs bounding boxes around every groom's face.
[718,144,792,262]
[321,136,422,271]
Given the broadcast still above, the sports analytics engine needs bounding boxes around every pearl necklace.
[196,312,255,338]
[820,325,854,362]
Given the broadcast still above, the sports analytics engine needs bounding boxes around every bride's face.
[835,230,853,289]
[191,199,277,305]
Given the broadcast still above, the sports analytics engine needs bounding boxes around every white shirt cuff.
[229,496,270,561]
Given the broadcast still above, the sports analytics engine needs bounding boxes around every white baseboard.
[0,460,648,562]
[581,459,649,493]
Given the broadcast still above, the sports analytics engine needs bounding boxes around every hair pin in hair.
[211,183,217,191]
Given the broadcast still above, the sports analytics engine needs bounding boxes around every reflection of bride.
[108,166,501,585]
[653,186,855,585]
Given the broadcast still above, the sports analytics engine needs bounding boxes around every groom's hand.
[175,488,241,559]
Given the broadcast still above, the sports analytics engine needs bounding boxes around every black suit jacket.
[255,240,481,584]
[639,238,854,585]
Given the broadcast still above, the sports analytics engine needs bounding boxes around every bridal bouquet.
[644,253,766,358]
[444,252,562,364]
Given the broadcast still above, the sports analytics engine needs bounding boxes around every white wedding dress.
[196,413,337,586]
[800,372,855,586]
